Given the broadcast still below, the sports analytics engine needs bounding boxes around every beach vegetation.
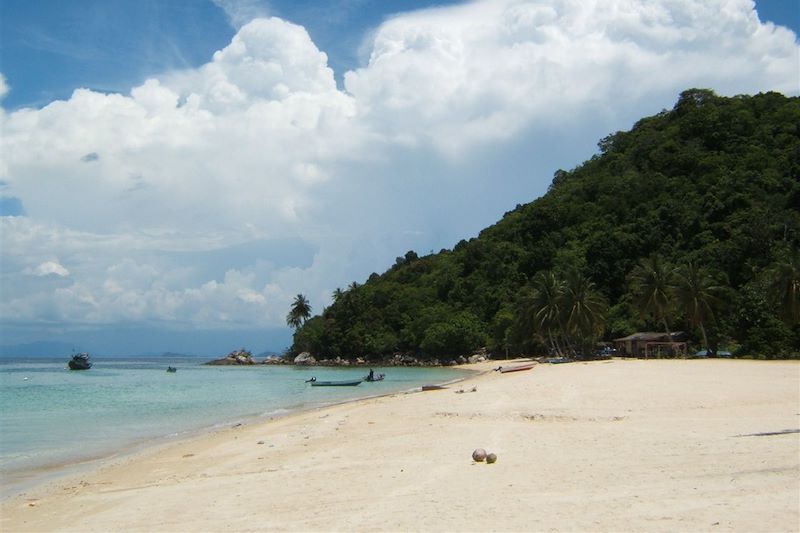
[290,90,800,360]
[672,262,726,353]
[628,255,677,340]
[286,294,312,330]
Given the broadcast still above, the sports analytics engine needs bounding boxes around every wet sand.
[2,358,798,532]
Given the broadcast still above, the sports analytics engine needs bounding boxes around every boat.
[421,384,448,391]
[67,352,92,370]
[166,366,177,373]
[363,372,385,382]
[306,377,362,387]
[497,362,535,373]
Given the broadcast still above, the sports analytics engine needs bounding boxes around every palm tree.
[519,271,564,355]
[672,262,723,351]
[286,294,312,330]
[561,269,607,352]
[629,254,676,339]
[332,288,345,303]
[766,248,800,325]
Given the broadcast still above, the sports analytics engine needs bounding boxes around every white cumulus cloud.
[0,72,8,101]
[345,0,798,155]
[25,260,70,277]
[0,0,797,338]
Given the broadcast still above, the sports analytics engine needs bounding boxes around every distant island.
[288,89,799,362]
[0,341,76,358]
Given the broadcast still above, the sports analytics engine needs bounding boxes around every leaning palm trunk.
[698,322,710,355]
[547,330,561,357]
[661,317,674,358]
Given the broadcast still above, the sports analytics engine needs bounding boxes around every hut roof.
[613,331,686,342]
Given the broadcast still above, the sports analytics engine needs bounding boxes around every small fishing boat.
[497,362,535,373]
[166,366,177,373]
[306,377,362,387]
[363,372,385,382]
[544,356,572,364]
[67,352,92,370]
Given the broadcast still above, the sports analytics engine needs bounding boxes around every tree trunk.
[661,317,674,358]
[699,322,710,356]
[547,330,560,357]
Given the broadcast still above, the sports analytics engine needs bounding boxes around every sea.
[0,355,469,498]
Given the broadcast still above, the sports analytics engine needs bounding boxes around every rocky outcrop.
[205,348,257,365]
[206,348,495,367]
[293,352,316,365]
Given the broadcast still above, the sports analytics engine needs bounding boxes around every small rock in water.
[472,448,487,462]
[486,453,497,464]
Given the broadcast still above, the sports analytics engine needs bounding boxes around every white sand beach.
[2,358,798,532]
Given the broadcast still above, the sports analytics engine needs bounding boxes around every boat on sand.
[495,363,535,373]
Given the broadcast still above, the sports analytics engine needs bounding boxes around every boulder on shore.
[294,352,316,365]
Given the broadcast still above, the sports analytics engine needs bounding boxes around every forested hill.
[291,89,800,360]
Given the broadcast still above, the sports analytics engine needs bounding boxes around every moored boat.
[67,352,92,370]
[306,377,362,387]
[363,370,385,382]
[166,366,177,373]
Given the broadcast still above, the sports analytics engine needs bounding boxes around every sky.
[0,0,798,355]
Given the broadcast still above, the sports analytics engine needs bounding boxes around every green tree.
[286,294,312,330]
[332,288,345,303]
[420,312,486,357]
[672,262,724,351]
[766,249,800,325]
[561,268,607,354]
[629,255,676,338]
[520,270,565,356]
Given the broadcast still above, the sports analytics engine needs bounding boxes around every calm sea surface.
[0,356,468,496]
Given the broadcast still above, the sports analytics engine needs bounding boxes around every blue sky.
[1,0,468,109]
[0,0,798,355]
[2,0,796,110]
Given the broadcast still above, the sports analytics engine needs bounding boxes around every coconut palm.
[672,262,724,351]
[766,248,800,325]
[286,294,312,330]
[519,271,564,355]
[561,269,607,349]
[332,288,345,303]
[629,254,676,338]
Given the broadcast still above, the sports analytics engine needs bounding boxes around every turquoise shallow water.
[0,356,468,495]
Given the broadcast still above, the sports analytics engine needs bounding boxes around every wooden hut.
[613,332,688,358]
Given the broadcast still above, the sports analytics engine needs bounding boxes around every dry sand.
[2,358,798,532]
